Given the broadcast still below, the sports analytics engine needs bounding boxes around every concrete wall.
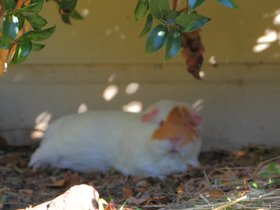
[0,0,280,149]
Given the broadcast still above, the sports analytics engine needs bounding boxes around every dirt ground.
[0,145,279,210]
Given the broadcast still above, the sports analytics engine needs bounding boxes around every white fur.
[29,100,201,178]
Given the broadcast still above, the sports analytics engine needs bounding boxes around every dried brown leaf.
[48,171,80,188]
[205,189,225,199]
[104,203,117,210]
[18,189,33,196]
[181,31,204,79]
[136,180,148,188]
[232,150,246,158]
[176,183,185,194]
[127,195,150,205]
[122,187,133,199]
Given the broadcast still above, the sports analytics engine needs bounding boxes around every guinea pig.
[29,100,202,178]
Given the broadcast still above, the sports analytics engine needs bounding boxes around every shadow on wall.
[30,73,143,141]
[30,73,205,142]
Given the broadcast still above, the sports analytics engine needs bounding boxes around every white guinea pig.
[29,100,202,178]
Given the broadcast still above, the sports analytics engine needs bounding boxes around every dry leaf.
[135,180,148,193]
[205,189,225,199]
[181,31,204,79]
[122,187,133,199]
[48,171,80,188]
[233,150,246,158]
[127,195,149,205]
[136,180,148,188]
[176,183,185,194]
[18,189,33,196]
[104,203,117,210]
[147,195,169,205]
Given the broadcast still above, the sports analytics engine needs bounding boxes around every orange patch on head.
[152,107,199,146]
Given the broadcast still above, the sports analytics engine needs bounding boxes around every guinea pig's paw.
[187,158,200,168]
[28,150,53,170]
[156,174,167,180]
[28,158,47,170]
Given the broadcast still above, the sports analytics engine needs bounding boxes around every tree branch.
[172,0,178,10]
[14,0,26,11]
[0,0,3,17]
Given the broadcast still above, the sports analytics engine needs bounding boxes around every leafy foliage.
[146,24,168,54]
[165,29,181,60]
[188,0,206,13]
[0,0,81,73]
[259,162,280,187]
[135,0,237,60]
[217,0,238,9]
[134,0,238,78]
[0,0,238,79]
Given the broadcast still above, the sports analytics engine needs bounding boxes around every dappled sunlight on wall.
[102,80,142,112]
[209,56,217,65]
[253,29,278,53]
[253,9,280,53]
[105,25,127,40]
[123,101,143,113]
[273,10,280,25]
[107,73,116,82]
[31,112,52,140]
[103,84,118,101]
[77,103,88,113]
[192,99,205,112]
[199,71,206,79]
[81,8,89,17]
[125,82,139,95]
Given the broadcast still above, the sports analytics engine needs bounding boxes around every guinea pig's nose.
[169,137,180,143]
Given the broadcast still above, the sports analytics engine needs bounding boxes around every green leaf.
[165,10,180,25]
[2,0,16,11]
[27,26,56,41]
[60,0,78,11]
[146,24,168,54]
[26,14,47,30]
[20,0,44,13]
[12,37,32,64]
[217,0,238,9]
[149,0,169,20]
[134,0,149,21]
[2,17,11,48]
[139,13,153,37]
[31,42,45,51]
[259,171,269,178]
[188,0,206,13]
[0,37,8,49]
[70,10,84,20]
[268,162,277,172]
[61,15,71,24]
[15,12,26,30]
[175,13,210,32]
[3,15,20,39]
[165,29,181,60]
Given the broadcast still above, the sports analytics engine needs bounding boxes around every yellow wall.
[27,0,280,64]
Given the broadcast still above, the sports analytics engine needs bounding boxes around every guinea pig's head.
[141,104,202,157]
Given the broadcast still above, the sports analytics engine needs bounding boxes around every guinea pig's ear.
[141,108,159,122]
[190,113,203,127]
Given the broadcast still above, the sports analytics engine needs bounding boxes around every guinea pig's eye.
[159,120,164,126]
